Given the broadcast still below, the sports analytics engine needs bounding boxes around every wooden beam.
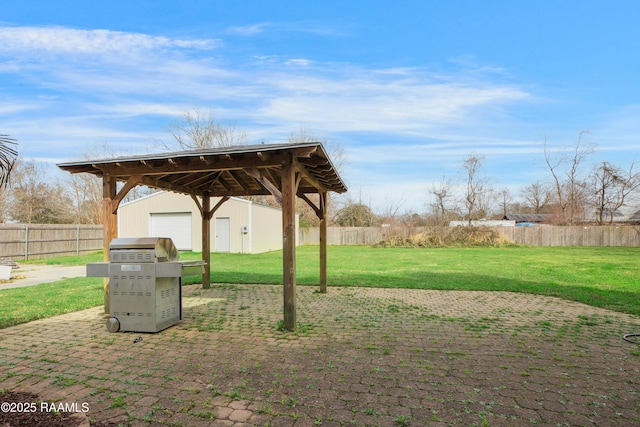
[215,173,232,192]
[190,194,203,215]
[141,170,270,197]
[208,196,230,221]
[202,194,211,289]
[319,191,328,293]
[140,175,194,195]
[246,168,283,205]
[102,174,118,315]
[94,154,288,177]
[263,168,279,186]
[188,171,221,189]
[293,158,329,192]
[83,147,323,178]
[296,191,328,293]
[111,175,142,214]
[292,146,318,158]
[226,170,248,192]
[281,156,299,331]
[199,194,230,289]
[297,192,321,218]
[172,172,201,185]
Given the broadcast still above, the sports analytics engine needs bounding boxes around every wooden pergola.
[58,142,347,331]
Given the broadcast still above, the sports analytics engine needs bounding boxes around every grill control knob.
[106,317,120,333]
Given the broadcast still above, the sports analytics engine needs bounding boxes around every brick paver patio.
[1,284,639,426]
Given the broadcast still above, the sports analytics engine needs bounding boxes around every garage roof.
[57,142,347,197]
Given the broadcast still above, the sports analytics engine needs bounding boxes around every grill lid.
[109,237,178,262]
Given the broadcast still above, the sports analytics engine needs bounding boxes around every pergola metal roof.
[58,142,347,331]
[58,142,347,198]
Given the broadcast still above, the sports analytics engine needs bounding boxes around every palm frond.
[0,134,18,188]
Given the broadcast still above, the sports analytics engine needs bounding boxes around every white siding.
[251,203,286,253]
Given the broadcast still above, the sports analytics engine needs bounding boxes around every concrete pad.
[0,265,86,290]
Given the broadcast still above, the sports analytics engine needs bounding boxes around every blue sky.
[1,1,639,213]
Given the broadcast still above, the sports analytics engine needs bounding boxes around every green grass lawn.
[1,245,639,329]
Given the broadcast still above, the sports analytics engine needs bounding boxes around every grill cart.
[87,237,205,333]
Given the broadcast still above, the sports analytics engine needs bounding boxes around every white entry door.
[215,217,230,252]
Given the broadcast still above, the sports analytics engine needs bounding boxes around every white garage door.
[149,212,192,250]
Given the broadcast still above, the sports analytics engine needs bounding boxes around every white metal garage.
[118,191,298,254]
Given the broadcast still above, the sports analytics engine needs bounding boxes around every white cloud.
[343,141,535,167]
[0,26,533,143]
[285,58,313,67]
[225,24,268,36]
[226,21,347,37]
[0,26,218,55]
[255,71,531,136]
[0,101,45,114]
[0,25,544,206]
[89,103,188,118]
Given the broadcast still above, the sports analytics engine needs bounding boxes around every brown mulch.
[0,391,122,427]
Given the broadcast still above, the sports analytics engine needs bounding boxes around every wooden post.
[282,157,297,331]
[319,191,328,293]
[102,174,118,315]
[193,194,229,290]
[202,193,211,289]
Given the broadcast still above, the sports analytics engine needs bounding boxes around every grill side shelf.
[86,262,109,277]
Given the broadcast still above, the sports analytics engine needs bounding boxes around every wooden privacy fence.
[1,224,638,260]
[0,224,103,260]
[299,225,640,247]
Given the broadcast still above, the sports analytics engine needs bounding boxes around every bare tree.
[65,172,102,224]
[591,161,640,224]
[543,132,595,224]
[428,177,455,225]
[63,143,155,223]
[167,108,248,150]
[0,134,18,188]
[497,187,512,218]
[521,181,551,214]
[8,159,73,224]
[378,196,405,226]
[461,153,487,225]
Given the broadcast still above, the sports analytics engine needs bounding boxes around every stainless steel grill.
[87,237,205,333]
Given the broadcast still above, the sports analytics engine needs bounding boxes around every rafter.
[246,168,282,205]
[226,170,249,192]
